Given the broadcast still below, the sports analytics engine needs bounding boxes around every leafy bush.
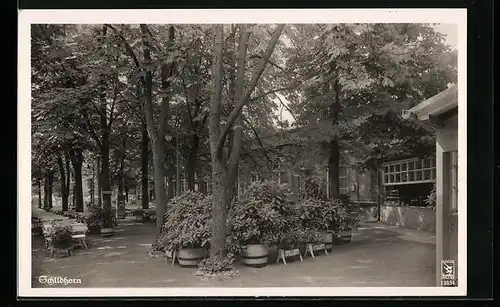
[86,204,117,231]
[197,253,235,274]
[47,222,73,248]
[101,208,117,228]
[332,197,360,232]
[229,180,296,248]
[160,191,212,252]
[425,184,436,207]
[296,227,324,244]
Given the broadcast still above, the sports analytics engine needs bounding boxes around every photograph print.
[19,9,466,297]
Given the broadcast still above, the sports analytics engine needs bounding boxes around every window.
[339,166,348,194]
[180,178,187,193]
[450,151,458,212]
[296,175,303,190]
[279,170,289,184]
[251,173,259,183]
[383,157,436,185]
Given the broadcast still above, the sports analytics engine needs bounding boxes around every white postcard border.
[18,8,468,297]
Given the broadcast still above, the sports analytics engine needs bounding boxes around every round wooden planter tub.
[241,244,269,268]
[177,247,204,267]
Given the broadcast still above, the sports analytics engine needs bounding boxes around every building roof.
[402,85,458,121]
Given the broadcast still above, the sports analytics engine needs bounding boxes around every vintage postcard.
[18,9,467,297]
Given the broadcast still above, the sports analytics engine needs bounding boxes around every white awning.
[402,85,458,121]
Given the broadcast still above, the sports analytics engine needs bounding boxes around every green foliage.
[229,180,296,247]
[87,204,117,230]
[47,222,73,247]
[425,184,437,207]
[332,198,360,232]
[197,252,236,274]
[296,228,324,244]
[280,23,457,169]
[160,191,213,251]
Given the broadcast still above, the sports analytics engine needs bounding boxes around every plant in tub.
[229,181,296,267]
[160,191,212,267]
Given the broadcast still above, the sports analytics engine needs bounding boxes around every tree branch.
[274,94,297,122]
[250,86,295,102]
[104,24,141,68]
[216,24,285,152]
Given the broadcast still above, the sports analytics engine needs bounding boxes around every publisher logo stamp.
[440,260,456,286]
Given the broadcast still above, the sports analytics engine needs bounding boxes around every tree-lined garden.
[31,23,456,272]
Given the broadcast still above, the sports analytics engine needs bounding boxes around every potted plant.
[299,227,325,258]
[161,191,212,267]
[229,181,295,268]
[296,197,335,253]
[276,227,303,265]
[99,208,116,237]
[333,196,359,244]
[47,222,74,257]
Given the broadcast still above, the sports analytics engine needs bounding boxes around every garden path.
[32,219,436,288]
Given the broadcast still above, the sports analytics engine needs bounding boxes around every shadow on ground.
[32,220,436,288]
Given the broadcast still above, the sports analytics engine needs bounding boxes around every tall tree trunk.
[167,173,174,200]
[211,157,228,257]
[328,80,341,199]
[70,148,84,212]
[90,158,94,206]
[186,134,199,191]
[197,161,207,194]
[48,171,54,209]
[208,24,285,257]
[57,155,69,211]
[141,120,149,209]
[38,178,42,208]
[117,156,125,219]
[125,183,129,202]
[175,137,181,196]
[65,152,71,207]
[226,25,248,206]
[97,156,102,207]
[43,175,49,210]
[140,24,174,230]
[100,123,112,213]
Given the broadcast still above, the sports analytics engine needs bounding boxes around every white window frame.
[383,157,436,186]
[339,166,348,194]
[450,151,458,212]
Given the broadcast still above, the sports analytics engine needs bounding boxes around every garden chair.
[71,223,88,249]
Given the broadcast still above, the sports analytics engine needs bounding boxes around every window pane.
[395,164,400,172]
[384,175,388,183]
[408,171,414,181]
[423,170,431,180]
[402,172,408,182]
[431,158,435,167]
[389,165,394,172]
[416,171,422,180]
[408,161,414,170]
[339,167,347,177]
[339,178,346,189]
[280,171,289,184]
[415,159,422,169]
[390,174,395,182]
[424,158,431,168]
[431,169,436,180]
[402,163,407,171]
[385,165,389,172]
[395,174,401,182]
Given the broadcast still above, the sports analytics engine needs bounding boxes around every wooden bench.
[71,223,88,250]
